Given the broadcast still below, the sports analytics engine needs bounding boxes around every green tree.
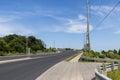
[101,50,106,54]
[0,34,46,55]
[113,49,117,54]
[0,39,7,51]
[118,49,120,55]
[99,54,105,58]
[108,51,116,59]
[28,36,46,52]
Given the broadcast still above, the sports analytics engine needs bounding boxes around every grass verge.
[107,69,120,80]
[65,53,80,61]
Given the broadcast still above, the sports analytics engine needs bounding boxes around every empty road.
[0,50,77,80]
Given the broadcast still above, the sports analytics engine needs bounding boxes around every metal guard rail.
[80,56,120,80]
[95,69,112,80]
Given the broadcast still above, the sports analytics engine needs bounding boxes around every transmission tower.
[84,0,91,52]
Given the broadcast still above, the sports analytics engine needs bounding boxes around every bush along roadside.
[80,50,120,62]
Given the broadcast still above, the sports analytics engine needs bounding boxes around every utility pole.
[26,36,28,54]
[53,40,55,49]
[85,0,91,53]
[26,36,28,55]
[26,36,30,56]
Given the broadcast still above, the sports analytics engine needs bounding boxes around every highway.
[0,53,62,61]
[0,50,77,80]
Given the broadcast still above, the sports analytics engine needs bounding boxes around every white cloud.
[78,15,87,20]
[0,24,34,36]
[114,30,120,34]
[67,24,89,33]
[66,21,93,33]
[91,6,111,16]
[90,5,120,32]
[0,11,38,36]
[0,16,20,22]
[50,15,93,34]
[0,10,37,23]
[0,10,92,35]
[91,5,120,16]
[66,15,93,33]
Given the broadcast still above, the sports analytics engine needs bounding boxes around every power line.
[90,1,120,34]
[83,0,120,51]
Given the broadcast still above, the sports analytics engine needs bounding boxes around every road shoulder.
[36,52,101,80]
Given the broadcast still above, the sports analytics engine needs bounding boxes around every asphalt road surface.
[0,50,77,80]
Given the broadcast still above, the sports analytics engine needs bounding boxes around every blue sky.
[0,0,120,51]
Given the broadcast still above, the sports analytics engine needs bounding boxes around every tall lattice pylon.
[84,0,90,52]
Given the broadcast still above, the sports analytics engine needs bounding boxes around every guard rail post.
[102,63,106,75]
[111,61,114,71]
[118,61,120,70]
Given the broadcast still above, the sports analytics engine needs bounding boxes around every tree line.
[0,34,46,55]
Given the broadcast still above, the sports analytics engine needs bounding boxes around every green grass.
[65,53,80,61]
[107,69,120,80]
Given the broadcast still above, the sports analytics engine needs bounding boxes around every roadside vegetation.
[81,50,120,80]
[83,49,120,59]
[79,49,120,62]
[107,69,120,80]
[0,34,54,56]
